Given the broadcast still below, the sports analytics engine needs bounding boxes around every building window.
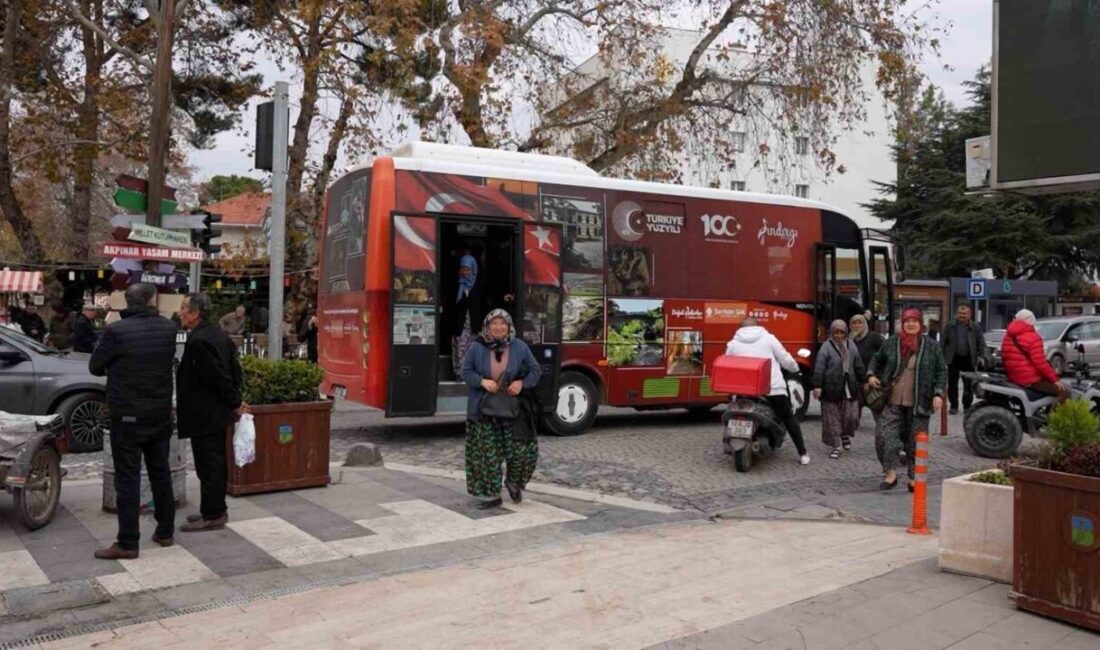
[730,180,746,192]
[731,132,746,153]
[795,136,810,156]
[795,184,809,198]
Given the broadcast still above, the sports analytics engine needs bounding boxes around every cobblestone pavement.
[63,400,1038,526]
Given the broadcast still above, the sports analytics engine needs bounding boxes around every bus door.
[387,213,440,417]
[517,221,564,411]
[866,242,896,336]
[815,244,837,344]
[815,244,867,341]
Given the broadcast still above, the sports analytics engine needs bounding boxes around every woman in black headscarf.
[460,309,541,509]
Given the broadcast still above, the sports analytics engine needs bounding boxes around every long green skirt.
[465,418,539,498]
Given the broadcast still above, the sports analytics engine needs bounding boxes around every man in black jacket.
[89,283,178,560]
[73,304,99,353]
[177,292,244,532]
[942,305,987,415]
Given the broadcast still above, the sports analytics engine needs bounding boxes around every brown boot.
[95,544,138,560]
[152,534,174,547]
[180,514,228,533]
[186,514,203,524]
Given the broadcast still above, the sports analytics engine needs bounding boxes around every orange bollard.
[907,431,932,535]
[940,402,948,436]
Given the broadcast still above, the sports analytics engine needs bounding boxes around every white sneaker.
[799,455,811,465]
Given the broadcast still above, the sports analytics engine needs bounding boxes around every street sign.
[967,279,987,300]
[116,174,177,201]
[99,241,203,262]
[110,214,146,228]
[161,213,208,230]
[112,188,177,216]
[129,223,192,248]
[126,270,186,289]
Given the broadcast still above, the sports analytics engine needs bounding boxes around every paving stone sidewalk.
[656,557,1100,650]
[0,466,696,646]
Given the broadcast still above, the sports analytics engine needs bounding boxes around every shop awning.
[0,268,43,293]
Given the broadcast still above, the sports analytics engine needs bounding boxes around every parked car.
[1005,316,1100,377]
[984,329,1006,370]
[0,326,108,452]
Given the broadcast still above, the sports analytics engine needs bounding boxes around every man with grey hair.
[177,292,244,532]
[90,283,178,559]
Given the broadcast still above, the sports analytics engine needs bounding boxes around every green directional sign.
[112,188,177,215]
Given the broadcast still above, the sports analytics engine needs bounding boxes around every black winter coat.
[88,307,178,436]
[73,315,98,353]
[853,332,885,370]
[177,320,243,438]
[813,339,867,402]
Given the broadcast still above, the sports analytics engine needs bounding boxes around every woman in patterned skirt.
[461,309,542,509]
[867,309,947,491]
[812,320,866,459]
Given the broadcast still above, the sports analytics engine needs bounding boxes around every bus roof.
[345,141,848,218]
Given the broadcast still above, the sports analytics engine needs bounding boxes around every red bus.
[318,142,901,434]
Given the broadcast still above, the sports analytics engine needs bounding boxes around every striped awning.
[0,268,44,293]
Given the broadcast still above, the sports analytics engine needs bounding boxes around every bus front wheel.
[543,371,598,436]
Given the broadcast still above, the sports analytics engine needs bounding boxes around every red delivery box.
[712,355,772,396]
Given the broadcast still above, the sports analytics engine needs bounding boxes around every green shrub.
[969,470,1012,486]
[1045,398,1100,453]
[241,355,325,405]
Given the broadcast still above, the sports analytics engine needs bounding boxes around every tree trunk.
[311,89,353,222]
[286,17,323,197]
[0,0,47,263]
[70,0,102,261]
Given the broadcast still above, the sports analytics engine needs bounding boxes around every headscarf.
[457,254,478,302]
[849,314,869,341]
[480,309,515,357]
[1015,309,1036,325]
[830,319,851,371]
[900,308,923,360]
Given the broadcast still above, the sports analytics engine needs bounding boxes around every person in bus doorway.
[867,309,946,492]
[1002,309,1069,403]
[850,313,884,425]
[725,318,811,465]
[813,320,866,459]
[451,254,483,378]
[942,305,985,414]
[461,309,541,509]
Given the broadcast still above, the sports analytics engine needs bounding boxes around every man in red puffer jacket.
[1002,309,1067,401]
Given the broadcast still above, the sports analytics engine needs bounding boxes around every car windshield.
[985,330,1005,344]
[0,326,56,355]
[1035,321,1069,341]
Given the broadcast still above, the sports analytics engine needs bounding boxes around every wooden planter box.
[226,401,332,496]
[1010,464,1100,631]
[939,472,1014,583]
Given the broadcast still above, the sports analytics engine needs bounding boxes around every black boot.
[477,497,503,510]
[505,480,523,504]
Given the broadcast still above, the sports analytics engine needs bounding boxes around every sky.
[186,0,995,184]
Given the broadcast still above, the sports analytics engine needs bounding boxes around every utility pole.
[267,81,289,360]
[146,0,176,229]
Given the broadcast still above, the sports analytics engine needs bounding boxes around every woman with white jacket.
[725,318,810,465]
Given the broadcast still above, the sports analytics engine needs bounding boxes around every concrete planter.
[939,471,1013,583]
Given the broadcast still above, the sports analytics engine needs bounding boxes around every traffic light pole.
[267,81,289,360]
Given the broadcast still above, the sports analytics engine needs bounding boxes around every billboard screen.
[995,0,1100,189]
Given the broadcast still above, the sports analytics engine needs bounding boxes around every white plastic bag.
[233,413,256,467]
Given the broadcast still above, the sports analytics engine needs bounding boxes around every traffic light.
[190,209,223,257]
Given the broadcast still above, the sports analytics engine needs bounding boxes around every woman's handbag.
[481,373,520,420]
[863,382,891,415]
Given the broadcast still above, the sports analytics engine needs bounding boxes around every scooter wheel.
[733,445,753,472]
[965,407,1023,459]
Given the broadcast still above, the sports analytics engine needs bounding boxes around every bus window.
[834,247,865,324]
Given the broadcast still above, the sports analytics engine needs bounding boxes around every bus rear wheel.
[543,371,598,436]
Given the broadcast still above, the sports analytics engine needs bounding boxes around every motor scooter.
[720,349,811,472]
[962,343,1100,458]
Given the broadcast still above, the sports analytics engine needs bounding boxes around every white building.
[545,28,896,228]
